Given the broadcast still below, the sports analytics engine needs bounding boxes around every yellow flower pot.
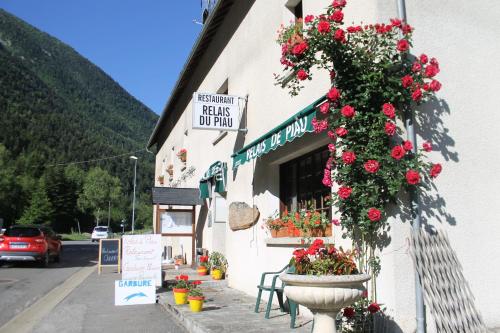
[173,288,188,305]
[188,296,205,312]
[211,269,223,280]
[197,267,208,276]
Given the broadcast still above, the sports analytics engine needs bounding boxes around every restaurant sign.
[192,92,240,131]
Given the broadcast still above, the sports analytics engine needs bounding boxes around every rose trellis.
[276,0,443,287]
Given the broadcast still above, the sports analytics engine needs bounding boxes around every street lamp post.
[130,156,138,234]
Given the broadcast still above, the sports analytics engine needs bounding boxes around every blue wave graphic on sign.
[124,292,147,301]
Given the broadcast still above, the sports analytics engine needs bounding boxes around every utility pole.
[107,201,111,227]
[130,156,138,234]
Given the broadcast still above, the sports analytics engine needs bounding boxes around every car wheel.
[39,252,49,268]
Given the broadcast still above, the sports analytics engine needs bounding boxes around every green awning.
[199,161,227,199]
[231,96,326,169]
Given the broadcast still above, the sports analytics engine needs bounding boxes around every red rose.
[297,69,308,80]
[327,130,336,139]
[406,170,420,185]
[317,20,331,34]
[338,186,352,199]
[334,29,346,42]
[367,208,381,222]
[396,39,409,52]
[390,18,402,27]
[424,64,439,78]
[403,140,413,151]
[420,54,428,64]
[430,57,439,67]
[327,87,341,101]
[292,42,308,56]
[328,143,336,152]
[362,290,368,298]
[385,121,396,136]
[332,0,346,8]
[319,102,330,114]
[343,307,355,318]
[368,303,381,314]
[330,70,336,79]
[391,146,405,160]
[412,88,423,101]
[412,62,422,72]
[401,75,413,88]
[429,80,442,92]
[422,141,432,152]
[331,219,340,226]
[342,151,356,164]
[364,160,380,173]
[304,15,314,24]
[430,163,442,178]
[336,127,348,137]
[322,172,332,187]
[382,103,396,118]
[341,105,355,118]
[401,24,413,34]
[330,10,344,23]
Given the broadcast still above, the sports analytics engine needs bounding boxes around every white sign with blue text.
[114,279,155,306]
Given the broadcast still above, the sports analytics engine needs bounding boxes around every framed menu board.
[160,210,192,234]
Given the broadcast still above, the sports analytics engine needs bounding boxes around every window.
[280,147,331,216]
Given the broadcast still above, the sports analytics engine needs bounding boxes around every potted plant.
[340,295,384,333]
[280,239,370,333]
[177,148,187,163]
[197,255,209,276]
[157,175,164,185]
[172,274,190,305]
[264,213,287,238]
[208,251,227,280]
[302,210,332,237]
[174,255,184,266]
[187,280,204,312]
[166,164,174,176]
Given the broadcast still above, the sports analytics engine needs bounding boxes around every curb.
[159,292,209,333]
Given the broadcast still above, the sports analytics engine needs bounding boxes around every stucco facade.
[149,1,500,331]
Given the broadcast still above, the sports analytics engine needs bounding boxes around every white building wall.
[153,0,500,331]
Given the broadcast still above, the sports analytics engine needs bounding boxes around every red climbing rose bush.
[276,1,443,259]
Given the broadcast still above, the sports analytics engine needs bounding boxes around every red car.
[0,225,62,267]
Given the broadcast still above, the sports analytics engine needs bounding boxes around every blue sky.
[0,0,204,115]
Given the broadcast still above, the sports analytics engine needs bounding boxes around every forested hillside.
[0,9,158,232]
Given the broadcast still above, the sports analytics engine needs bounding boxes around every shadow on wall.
[416,96,458,230]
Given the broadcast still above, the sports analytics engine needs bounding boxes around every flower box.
[271,227,289,238]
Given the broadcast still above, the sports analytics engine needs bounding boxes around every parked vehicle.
[0,225,62,267]
[91,226,113,242]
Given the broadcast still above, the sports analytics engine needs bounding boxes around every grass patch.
[60,232,91,241]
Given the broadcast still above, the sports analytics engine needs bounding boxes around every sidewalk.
[32,267,187,333]
[159,267,313,333]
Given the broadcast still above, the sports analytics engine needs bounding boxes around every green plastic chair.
[255,265,298,328]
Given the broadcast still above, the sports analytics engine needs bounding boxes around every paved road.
[0,240,186,333]
[0,241,98,328]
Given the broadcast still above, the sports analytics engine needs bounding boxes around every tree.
[17,178,54,225]
[0,144,19,226]
[77,167,122,226]
[135,192,153,230]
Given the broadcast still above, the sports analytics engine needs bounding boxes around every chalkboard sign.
[98,239,121,274]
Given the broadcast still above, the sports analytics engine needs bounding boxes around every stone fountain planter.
[280,273,371,333]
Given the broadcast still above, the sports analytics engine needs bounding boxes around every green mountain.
[0,9,158,232]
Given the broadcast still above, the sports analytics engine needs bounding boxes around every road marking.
[0,265,96,333]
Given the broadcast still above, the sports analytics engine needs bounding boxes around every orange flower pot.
[197,267,208,276]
